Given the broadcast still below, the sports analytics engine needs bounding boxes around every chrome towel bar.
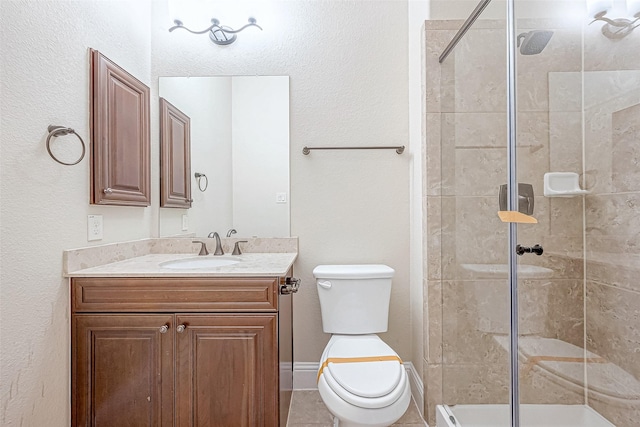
[302,145,405,155]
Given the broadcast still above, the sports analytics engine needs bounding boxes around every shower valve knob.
[516,244,543,256]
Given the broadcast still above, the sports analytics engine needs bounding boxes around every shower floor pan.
[436,404,615,427]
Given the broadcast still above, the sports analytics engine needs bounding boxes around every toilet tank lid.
[313,264,394,279]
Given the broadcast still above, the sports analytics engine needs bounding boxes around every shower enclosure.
[424,0,640,426]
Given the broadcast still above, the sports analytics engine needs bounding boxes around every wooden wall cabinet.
[90,49,150,206]
[71,277,291,427]
[160,98,192,208]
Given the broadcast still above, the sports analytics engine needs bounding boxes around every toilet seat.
[318,335,407,409]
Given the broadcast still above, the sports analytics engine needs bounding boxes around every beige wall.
[1,1,414,424]
[151,0,412,366]
[0,2,152,425]
[429,0,586,20]
[408,1,429,403]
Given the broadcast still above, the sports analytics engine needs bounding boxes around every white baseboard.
[404,361,425,418]
[293,362,320,390]
[293,360,424,417]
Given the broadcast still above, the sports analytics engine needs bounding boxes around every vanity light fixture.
[587,0,613,16]
[587,0,640,39]
[169,17,262,45]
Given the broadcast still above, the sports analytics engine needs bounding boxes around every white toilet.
[314,264,411,427]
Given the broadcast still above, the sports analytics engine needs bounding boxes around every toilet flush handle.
[317,280,332,290]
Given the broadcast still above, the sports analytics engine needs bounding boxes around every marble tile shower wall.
[423,19,588,426]
[582,25,640,427]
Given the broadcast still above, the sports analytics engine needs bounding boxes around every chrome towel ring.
[46,125,86,166]
[194,172,208,192]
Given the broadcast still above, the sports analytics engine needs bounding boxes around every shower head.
[517,30,554,55]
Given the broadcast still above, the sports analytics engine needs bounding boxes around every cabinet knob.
[103,187,113,194]
[176,324,186,333]
[159,324,169,334]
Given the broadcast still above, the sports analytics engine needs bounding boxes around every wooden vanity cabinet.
[174,314,277,426]
[73,314,175,426]
[71,277,286,427]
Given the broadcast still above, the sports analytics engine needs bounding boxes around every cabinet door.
[90,49,151,206]
[160,98,192,208]
[73,314,174,427]
[175,314,278,427]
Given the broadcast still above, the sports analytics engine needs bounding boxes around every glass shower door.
[434,1,514,424]
[430,1,640,426]
[512,4,589,424]
[514,1,640,426]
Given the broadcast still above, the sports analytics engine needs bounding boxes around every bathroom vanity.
[67,247,297,427]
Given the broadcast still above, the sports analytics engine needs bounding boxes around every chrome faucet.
[226,228,237,237]
[192,240,209,256]
[207,232,224,255]
[232,240,248,255]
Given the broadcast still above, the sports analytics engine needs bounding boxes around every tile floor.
[286,390,428,427]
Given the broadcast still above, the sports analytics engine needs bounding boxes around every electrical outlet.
[276,192,287,204]
[88,215,103,241]
[182,214,189,231]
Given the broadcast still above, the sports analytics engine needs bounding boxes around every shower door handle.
[516,244,543,256]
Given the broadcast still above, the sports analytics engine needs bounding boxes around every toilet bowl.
[317,335,411,427]
[314,265,411,427]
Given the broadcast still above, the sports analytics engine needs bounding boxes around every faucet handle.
[232,240,248,255]
[192,240,209,256]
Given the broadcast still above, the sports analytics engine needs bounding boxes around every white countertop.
[66,252,298,278]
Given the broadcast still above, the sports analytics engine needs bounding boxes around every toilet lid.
[313,264,394,279]
[323,336,403,399]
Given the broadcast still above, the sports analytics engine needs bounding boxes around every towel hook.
[46,125,86,166]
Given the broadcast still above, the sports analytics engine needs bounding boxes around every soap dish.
[543,172,590,197]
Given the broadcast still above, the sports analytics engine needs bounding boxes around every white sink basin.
[160,256,241,270]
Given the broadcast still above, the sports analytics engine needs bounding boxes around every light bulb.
[587,0,613,16]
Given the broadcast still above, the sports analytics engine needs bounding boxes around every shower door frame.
[438,0,522,425]
[505,0,520,426]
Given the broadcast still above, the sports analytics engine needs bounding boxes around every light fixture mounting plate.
[209,26,237,45]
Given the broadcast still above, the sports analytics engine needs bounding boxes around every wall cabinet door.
[174,314,279,427]
[72,314,174,427]
[90,49,151,206]
[160,98,192,208]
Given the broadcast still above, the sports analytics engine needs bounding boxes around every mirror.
[158,76,290,238]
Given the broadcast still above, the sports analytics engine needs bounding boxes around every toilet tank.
[313,264,394,334]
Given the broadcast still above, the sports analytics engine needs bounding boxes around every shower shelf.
[543,172,590,197]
